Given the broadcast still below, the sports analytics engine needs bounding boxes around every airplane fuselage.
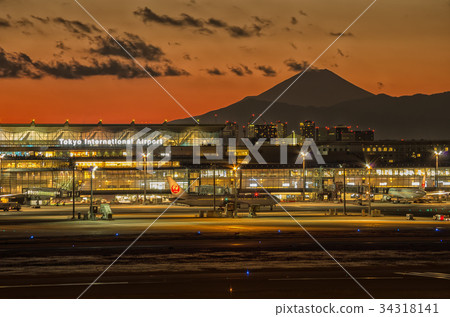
[384,188,426,201]
[170,194,277,208]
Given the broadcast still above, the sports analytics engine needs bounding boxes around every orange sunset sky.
[0,0,449,124]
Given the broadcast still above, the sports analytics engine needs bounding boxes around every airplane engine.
[381,195,391,202]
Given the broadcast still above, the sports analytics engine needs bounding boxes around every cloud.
[329,31,354,37]
[0,46,189,79]
[33,59,151,79]
[229,67,244,76]
[0,48,41,78]
[205,67,225,75]
[30,15,50,24]
[225,25,251,37]
[34,59,188,79]
[0,17,11,28]
[207,18,227,27]
[56,41,70,51]
[134,7,271,38]
[195,27,214,35]
[30,15,100,37]
[228,64,253,76]
[15,18,34,28]
[252,16,272,27]
[336,48,349,58]
[290,17,298,25]
[255,65,276,77]
[209,16,270,37]
[164,65,190,76]
[284,59,315,72]
[225,23,268,38]
[134,7,203,27]
[52,17,101,36]
[180,13,204,27]
[89,33,165,61]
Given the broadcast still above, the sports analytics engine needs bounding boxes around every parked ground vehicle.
[433,214,450,221]
[0,201,22,211]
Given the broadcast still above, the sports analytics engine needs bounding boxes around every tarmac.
[0,202,449,298]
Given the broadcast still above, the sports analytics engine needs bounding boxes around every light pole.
[366,164,372,214]
[0,154,4,195]
[90,166,98,220]
[71,159,76,219]
[434,150,442,189]
[142,154,147,204]
[233,165,239,216]
[341,164,347,215]
[213,164,216,211]
[301,152,307,201]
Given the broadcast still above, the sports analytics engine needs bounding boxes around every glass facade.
[2,158,450,200]
[0,123,449,203]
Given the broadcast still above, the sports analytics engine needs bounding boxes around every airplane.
[166,176,279,216]
[381,188,426,203]
[382,175,449,203]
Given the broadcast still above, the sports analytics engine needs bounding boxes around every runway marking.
[0,281,128,289]
[269,277,403,281]
[396,272,450,280]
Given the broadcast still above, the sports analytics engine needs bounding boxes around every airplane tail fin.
[167,176,186,198]
[421,174,426,189]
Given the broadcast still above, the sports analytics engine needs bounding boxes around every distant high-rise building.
[317,127,335,141]
[299,120,316,140]
[355,130,375,141]
[341,131,356,141]
[275,121,287,138]
[246,122,286,139]
[335,125,351,141]
[222,121,239,144]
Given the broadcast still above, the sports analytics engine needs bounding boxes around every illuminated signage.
[58,138,163,147]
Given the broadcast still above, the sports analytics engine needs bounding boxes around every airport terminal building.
[0,121,449,204]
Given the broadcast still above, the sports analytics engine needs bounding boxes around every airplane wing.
[426,191,450,196]
[0,194,24,198]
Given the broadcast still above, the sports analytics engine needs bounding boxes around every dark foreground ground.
[0,203,449,299]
